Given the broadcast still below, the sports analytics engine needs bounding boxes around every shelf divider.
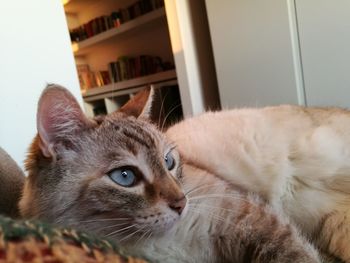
[82,69,177,101]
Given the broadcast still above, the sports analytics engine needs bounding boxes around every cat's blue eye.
[165,152,175,170]
[108,168,136,187]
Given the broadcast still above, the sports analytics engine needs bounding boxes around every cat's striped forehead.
[99,115,164,150]
[90,114,173,182]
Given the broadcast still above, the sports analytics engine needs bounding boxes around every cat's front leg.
[241,229,321,263]
[213,231,321,263]
[221,205,322,263]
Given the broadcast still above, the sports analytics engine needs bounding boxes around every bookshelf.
[73,8,166,55]
[63,0,182,123]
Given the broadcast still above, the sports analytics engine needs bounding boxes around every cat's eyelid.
[105,159,140,174]
[166,144,177,155]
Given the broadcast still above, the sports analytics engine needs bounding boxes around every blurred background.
[0,0,349,168]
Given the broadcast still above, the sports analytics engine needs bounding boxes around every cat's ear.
[118,87,154,119]
[37,84,91,158]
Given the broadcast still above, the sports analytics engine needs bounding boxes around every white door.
[295,0,350,108]
[205,0,305,108]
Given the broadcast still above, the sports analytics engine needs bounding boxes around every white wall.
[0,0,81,169]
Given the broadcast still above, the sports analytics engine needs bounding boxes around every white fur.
[129,164,320,263]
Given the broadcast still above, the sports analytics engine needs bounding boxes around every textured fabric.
[0,215,148,263]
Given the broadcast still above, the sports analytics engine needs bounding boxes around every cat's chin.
[152,221,178,236]
[116,217,181,247]
[155,212,187,236]
[135,214,182,238]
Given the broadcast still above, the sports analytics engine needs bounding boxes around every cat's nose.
[169,196,187,215]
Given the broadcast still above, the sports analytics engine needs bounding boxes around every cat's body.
[166,106,350,261]
[20,85,321,263]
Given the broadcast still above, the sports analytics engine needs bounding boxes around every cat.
[165,105,350,262]
[19,84,321,262]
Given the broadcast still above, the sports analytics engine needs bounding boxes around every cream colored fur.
[166,105,350,261]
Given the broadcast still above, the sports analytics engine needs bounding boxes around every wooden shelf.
[72,7,166,56]
[83,69,177,102]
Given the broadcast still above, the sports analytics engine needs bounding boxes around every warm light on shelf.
[72,43,79,53]
[62,0,71,5]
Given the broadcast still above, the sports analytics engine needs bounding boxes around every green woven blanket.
[0,215,148,263]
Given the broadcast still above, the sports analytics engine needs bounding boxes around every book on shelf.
[107,55,173,84]
[77,65,112,90]
[95,71,111,87]
[69,0,164,43]
[77,64,96,91]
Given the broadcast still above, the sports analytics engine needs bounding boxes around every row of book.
[121,0,164,22]
[70,0,164,43]
[77,55,174,90]
[108,55,173,83]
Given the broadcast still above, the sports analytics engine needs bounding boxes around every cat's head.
[20,84,186,243]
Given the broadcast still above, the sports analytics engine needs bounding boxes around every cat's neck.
[129,163,320,263]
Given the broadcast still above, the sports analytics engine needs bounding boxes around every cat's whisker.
[145,229,154,243]
[55,201,77,219]
[119,225,148,243]
[104,223,139,238]
[161,103,182,131]
[134,227,152,247]
[93,222,130,233]
[184,182,226,197]
[187,194,263,212]
[144,229,153,244]
[55,201,74,212]
[157,89,171,128]
[186,207,227,223]
[186,207,205,216]
[187,207,228,224]
[77,218,130,223]
[188,193,247,202]
[189,203,238,214]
